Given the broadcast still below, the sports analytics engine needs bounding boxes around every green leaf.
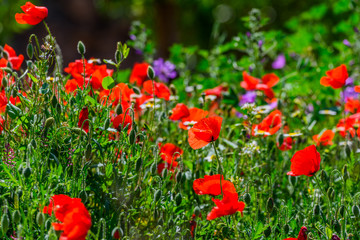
[6,103,21,119]
[85,95,97,105]
[27,73,38,83]
[102,76,115,90]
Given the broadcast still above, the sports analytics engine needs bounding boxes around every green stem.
[212,141,224,196]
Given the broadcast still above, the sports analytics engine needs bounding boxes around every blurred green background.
[0,0,357,66]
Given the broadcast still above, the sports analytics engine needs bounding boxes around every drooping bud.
[263,226,271,238]
[283,224,290,234]
[313,204,321,216]
[27,43,34,59]
[115,104,123,115]
[154,190,161,202]
[12,210,21,224]
[129,129,136,145]
[85,144,92,160]
[176,172,182,183]
[147,66,155,79]
[112,227,123,239]
[338,205,346,217]
[22,167,32,178]
[150,162,157,174]
[343,164,350,181]
[36,212,45,226]
[244,193,251,205]
[194,206,201,217]
[103,118,110,130]
[352,205,360,218]
[135,157,143,172]
[44,117,55,130]
[266,197,274,213]
[175,193,182,206]
[1,214,9,233]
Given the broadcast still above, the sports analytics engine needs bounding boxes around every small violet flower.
[153,58,177,83]
[272,54,286,69]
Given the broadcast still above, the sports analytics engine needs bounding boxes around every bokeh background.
[0,0,348,67]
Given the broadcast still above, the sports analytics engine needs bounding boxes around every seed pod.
[27,43,34,59]
[36,212,45,226]
[154,190,161,202]
[194,206,201,217]
[147,66,155,79]
[77,41,86,55]
[175,193,182,206]
[264,226,271,238]
[103,118,110,130]
[1,214,9,233]
[244,193,251,205]
[85,144,92,160]
[135,157,143,172]
[176,172,182,183]
[266,197,274,213]
[313,204,321,216]
[115,104,123,115]
[22,167,32,178]
[352,205,360,218]
[12,210,21,224]
[343,164,350,181]
[129,129,136,145]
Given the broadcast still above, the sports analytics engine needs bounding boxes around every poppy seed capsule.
[12,210,21,224]
[135,157,142,172]
[175,193,182,206]
[154,190,161,202]
[266,197,274,213]
[77,41,86,55]
[1,214,9,233]
[36,212,45,226]
[352,205,360,218]
[244,193,251,205]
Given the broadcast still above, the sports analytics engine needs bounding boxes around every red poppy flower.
[190,213,202,238]
[320,64,348,89]
[142,80,171,101]
[99,83,134,107]
[78,108,89,133]
[0,116,4,133]
[3,44,24,71]
[287,145,321,177]
[240,71,260,90]
[252,110,282,136]
[193,174,236,196]
[113,113,132,133]
[355,85,360,93]
[179,108,208,130]
[0,90,8,113]
[15,2,48,25]
[261,73,280,88]
[345,98,360,113]
[157,162,176,176]
[129,62,149,86]
[207,192,245,220]
[169,103,190,121]
[336,115,357,138]
[203,85,227,97]
[43,194,91,240]
[188,116,223,149]
[158,143,183,167]
[65,79,81,94]
[277,137,293,151]
[312,130,335,146]
[283,226,308,240]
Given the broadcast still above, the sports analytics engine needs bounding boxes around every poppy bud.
[266,197,274,213]
[169,84,177,95]
[85,144,92,160]
[112,227,122,239]
[175,193,182,206]
[1,214,9,233]
[132,86,141,95]
[12,210,21,224]
[352,205,360,218]
[44,117,55,130]
[332,234,341,240]
[71,127,87,136]
[36,212,45,226]
[277,133,284,146]
[22,167,32,178]
[27,43,34,59]
[135,157,142,172]
[343,164,350,181]
[30,139,37,149]
[12,88,18,98]
[115,104,123,115]
[283,224,290,234]
[157,217,164,225]
[320,169,329,183]
[150,162,157,174]
[77,41,86,55]
[147,66,155,79]
[244,193,251,205]
[129,129,136,145]
[264,226,271,238]
[3,67,12,73]
[162,168,168,178]
[168,218,174,226]
[78,190,88,203]
[338,205,346,217]
[176,172,182,183]
[115,50,123,64]
[103,118,110,130]
[332,219,341,233]
[345,144,351,158]
[327,187,335,200]
[17,166,23,175]
[194,206,201,216]
[2,78,7,88]
[313,204,321,216]
[45,218,52,229]
[154,189,161,202]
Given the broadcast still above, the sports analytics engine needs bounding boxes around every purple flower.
[272,54,286,69]
[341,87,358,103]
[239,91,256,106]
[246,32,251,38]
[343,39,351,47]
[345,77,353,86]
[129,34,136,40]
[153,58,177,83]
[258,40,263,48]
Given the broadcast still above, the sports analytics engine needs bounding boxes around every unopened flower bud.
[169,84,177,95]
[343,164,350,181]
[313,204,321,216]
[44,117,55,130]
[338,205,346,217]
[352,205,360,218]
[176,172,182,183]
[103,118,110,130]
[112,227,122,239]
[129,129,136,145]
[135,157,143,172]
[115,50,122,64]
[332,234,341,240]
[36,212,45,226]
[175,193,182,206]
[22,167,32,178]
[27,43,34,59]
[266,197,274,213]
[154,189,161,202]
[283,224,290,234]
[115,104,123,115]
[12,210,21,224]
[194,206,201,216]
[147,66,155,79]
[1,214,9,233]
[244,193,251,205]
[264,226,271,238]
[85,144,92,160]
[150,162,157,174]
[77,41,86,55]
[2,78,7,88]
